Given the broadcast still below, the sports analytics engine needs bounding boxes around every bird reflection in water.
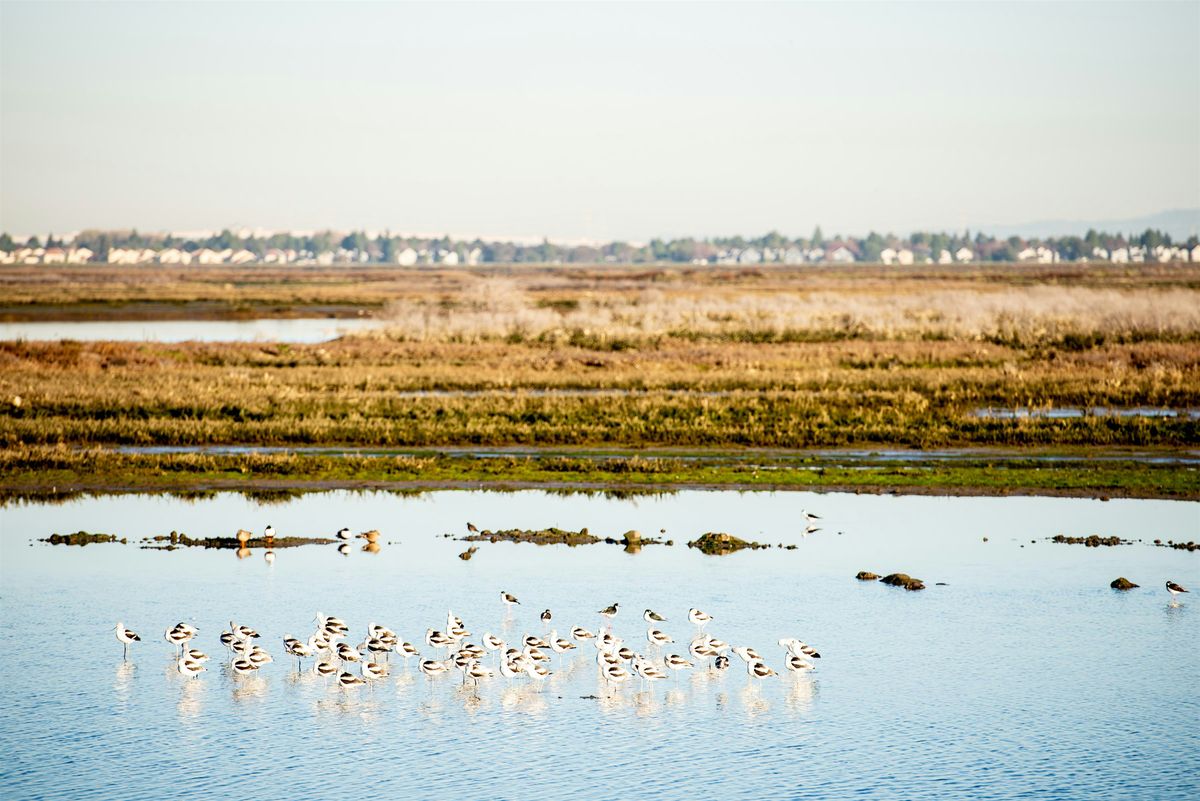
[113,661,135,704]
[230,674,268,703]
[785,676,817,716]
[633,690,661,717]
[362,542,381,554]
[176,679,204,720]
[235,547,251,560]
[739,685,771,717]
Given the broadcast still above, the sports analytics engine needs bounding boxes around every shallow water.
[0,317,381,343]
[1,489,1197,800]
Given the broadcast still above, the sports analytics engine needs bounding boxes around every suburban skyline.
[2,2,1198,239]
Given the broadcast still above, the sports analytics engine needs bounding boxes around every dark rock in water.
[880,573,926,591]
[1110,577,1138,590]
[462,527,600,546]
[1051,534,1126,548]
[1154,539,1199,552]
[42,530,122,546]
[458,546,479,561]
[935,582,948,586]
[982,537,989,542]
[687,531,770,555]
[855,571,880,581]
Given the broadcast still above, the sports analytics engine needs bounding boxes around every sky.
[1,1,1198,241]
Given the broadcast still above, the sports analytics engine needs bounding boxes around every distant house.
[138,248,158,263]
[805,247,825,262]
[42,247,67,264]
[826,243,856,263]
[262,248,289,264]
[1091,246,1109,260]
[738,248,762,264]
[879,247,897,265]
[782,246,804,265]
[395,247,418,266]
[955,247,974,262]
[67,247,93,264]
[194,248,224,265]
[1017,247,1038,262]
[466,247,483,266]
[1035,246,1057,264]
[1129,245,1146,263]
[315,251,335,266]
[440,250,460,266]
[229,249,257,265]
[107,247,139,264]
[896,248,914,266]
[0,251,13,264]
[1191,245,1200,263]
[1110,247,1130,263]
[937,249,953,265]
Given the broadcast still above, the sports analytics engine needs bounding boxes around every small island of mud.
[42,530,125,546]
[1050,534,1128,547]
[141,530,336,551]
[687,531,772,555]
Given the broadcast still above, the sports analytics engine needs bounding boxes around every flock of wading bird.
[112,593,824,694]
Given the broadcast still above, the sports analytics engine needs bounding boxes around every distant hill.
[976,209,1199,241]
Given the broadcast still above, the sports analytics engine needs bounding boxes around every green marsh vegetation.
[1,263,1197,496]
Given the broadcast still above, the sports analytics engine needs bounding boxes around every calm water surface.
[0,490,1197,800]
[0,317,381,343]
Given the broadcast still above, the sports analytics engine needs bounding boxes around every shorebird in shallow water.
[688,608,713,629]
[336,527,351,541]
[1166,580,1189,605]
[647,629,673,648]
[338,670,366,688]
[785,654,815,672]
[500,591,520,608]
[231,658,259,676]
[643,609,667,623]
[664,654,693,674]
[177,657,206,679]
[571,626,596,642]
[747,660,777,680]
[115,622,141,659]
[779,638,821,660]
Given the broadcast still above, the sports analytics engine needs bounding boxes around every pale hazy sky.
[1,1,1198,241]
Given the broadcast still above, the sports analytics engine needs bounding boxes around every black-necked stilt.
[643,609,667,623]
[1166,580,1189,604]
[500,591,520,608]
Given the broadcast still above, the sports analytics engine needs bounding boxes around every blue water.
[0,317,381,343]
[0,489,1197,800]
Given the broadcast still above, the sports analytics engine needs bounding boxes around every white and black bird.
[336,527,351,541]
[598,603,619,621]
[643,609,667,623]
[114,622,141,659]
[177,657,206,679]
[501,591,520,607]
[1166,580,1190,603]
[747,660,777,679]
[647,629,673,647]
[540,609,552,624]
[688,608,713,629]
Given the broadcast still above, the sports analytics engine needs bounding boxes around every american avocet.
[523,634,548,650]
[338,670,366,688]
[482,633,504,652]
[361,661,388,680]
[247,647,273,668]
[184,648,209,663]
[419,658,451,681]
[747,660,777,679]
[571,626,596,642]
[500,591,520,607]
[177,657,206,679]
[231,658,259,676]
[549,631,576,657]
[313,659,338,680]
[524,658,550,682]
[688,608,712,629]
[713,655,731,672]
[458,642,485,660]
[540,609,552,625]
[219,630,236,651]
[616,646,635,662]
[732,646,762,664]
[335,642,360,663]
[426,629,454,649]
[524,645,550,663]
[643,609,667,623]
[396,641,419,664]
[164,626,191,654]
[315,612,348,634]
[359,637,390,662]
[785,654,815,672]
[664,654,693,674]
[229,621,260,640]
[779,638,821,660]
[114,622,141,659]
[602,662,631,689]
[498,657,522,683]
[465,661,492,684]
[646,629,673,648]
[1167,580,1190,605]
